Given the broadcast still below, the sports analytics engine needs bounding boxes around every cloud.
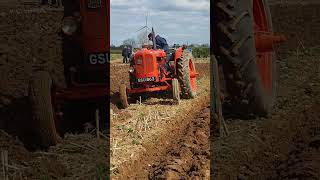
[110,0,210,46]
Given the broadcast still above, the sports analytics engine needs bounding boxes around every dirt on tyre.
[119,84,129,109]
[29,71,60,148]
[176,50,197,99]
[212,0,276,117]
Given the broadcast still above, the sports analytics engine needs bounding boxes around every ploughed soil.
[212,1,320,179]
[148,107,210,179]
[0,4,108,179]
[110,59,211,179]
[0,0,319,179]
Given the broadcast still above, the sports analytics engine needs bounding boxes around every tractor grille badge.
[137,58,142,65]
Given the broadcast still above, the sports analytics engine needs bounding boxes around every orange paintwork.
[128,46,198,94]
[255,32,286,52]
[55,0,109,101]
[79,0,110,54]
[253,0,286,95]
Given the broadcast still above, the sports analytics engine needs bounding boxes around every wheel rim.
[253,0,274,97]
[189,59,197,92]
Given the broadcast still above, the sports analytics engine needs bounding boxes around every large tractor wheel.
[29,71,60,148]
[176,50,197,99]
[212,0,276,117]
[119,84,129,109]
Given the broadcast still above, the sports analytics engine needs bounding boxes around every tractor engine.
[129,48,167,88]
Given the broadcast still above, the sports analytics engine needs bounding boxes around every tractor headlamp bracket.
[129,67,134,73]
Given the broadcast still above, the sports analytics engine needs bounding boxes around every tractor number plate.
[88,53,109,65]
[137,77,156,83]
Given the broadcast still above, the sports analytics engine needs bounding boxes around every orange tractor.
[28,0,109,148]
[211,0,286,135]
[119,28,198,108]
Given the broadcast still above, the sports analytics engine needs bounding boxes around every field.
[0,5,108,179]
[212,1,320,179]
[110,57,210,178]
[0,0,319,179]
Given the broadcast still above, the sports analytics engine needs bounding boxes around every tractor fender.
[173,47,184,61]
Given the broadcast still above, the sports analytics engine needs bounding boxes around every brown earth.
[110,59,211,179]
[0,0,319,179]
[148,107,210,179]
[0,4,108,179]
[212,2,320,179]
[115,96,210,179]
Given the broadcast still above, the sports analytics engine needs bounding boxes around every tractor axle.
[255,31,286,52]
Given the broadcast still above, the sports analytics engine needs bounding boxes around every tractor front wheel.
[119,84,129,109]
[176,50,197,99]
[29,71,60,148]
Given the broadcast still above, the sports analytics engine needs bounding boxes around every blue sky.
[110,0,210,46]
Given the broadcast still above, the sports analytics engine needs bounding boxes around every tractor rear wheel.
[29,71,60,148]
[176,50,197,99]
[172,78,180,103]
[212,0,276,117]
[119,84,129,109]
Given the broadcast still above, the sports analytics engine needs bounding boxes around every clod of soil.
[149,107,210,179]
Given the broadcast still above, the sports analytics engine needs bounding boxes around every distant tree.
[192,47,209,58]
[137,31,149,47]
[201,43,209,47]
[122,38,136,48]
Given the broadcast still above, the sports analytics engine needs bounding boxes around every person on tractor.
[148,33,171,72]
[148,33,169,53]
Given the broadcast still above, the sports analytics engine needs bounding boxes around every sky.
[110,0,210,47]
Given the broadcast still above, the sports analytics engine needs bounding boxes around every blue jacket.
[122,47,128,56]
[155,35,169,53]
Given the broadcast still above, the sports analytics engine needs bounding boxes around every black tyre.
[212,0,275,117]
[176,50,197,99]
[29,71,60,148]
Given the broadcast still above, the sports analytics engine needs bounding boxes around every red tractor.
[28,0,109,148]
[119,28,198,108]
[211,0,286,136]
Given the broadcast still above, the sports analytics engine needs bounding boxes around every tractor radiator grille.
[144,54,154,74]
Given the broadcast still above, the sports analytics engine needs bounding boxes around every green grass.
[111,53,122,61]
[110,49,122,54]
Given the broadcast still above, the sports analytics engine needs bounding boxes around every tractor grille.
[143,54,154,74]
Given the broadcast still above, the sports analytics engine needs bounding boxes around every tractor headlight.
[62,16,78,35]
[129,67,134,73]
